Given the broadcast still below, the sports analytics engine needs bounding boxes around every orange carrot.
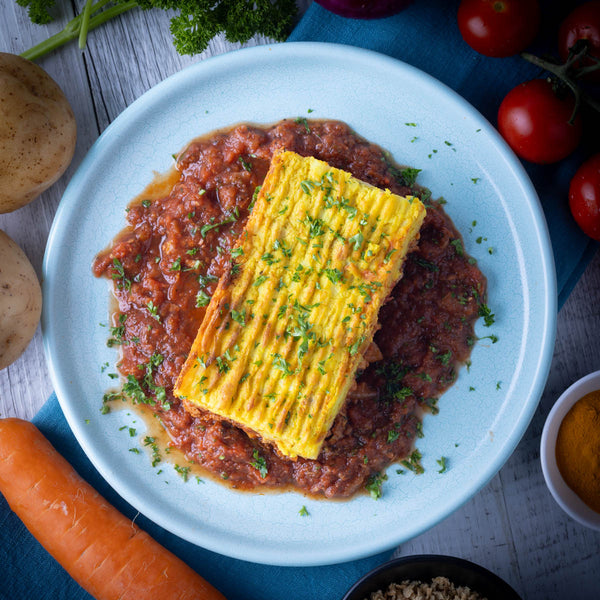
[0,418,227,600]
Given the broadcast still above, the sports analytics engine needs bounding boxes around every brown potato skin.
[0,230,42,370]
[0,53,76,213]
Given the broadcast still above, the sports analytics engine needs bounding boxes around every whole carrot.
[0,418,226,600]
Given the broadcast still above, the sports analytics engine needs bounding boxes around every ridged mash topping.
[174,150,426,459]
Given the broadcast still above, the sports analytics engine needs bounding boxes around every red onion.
[315,0,413,19]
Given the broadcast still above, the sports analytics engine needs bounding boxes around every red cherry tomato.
[569,154,600,241]
[457,0,540,57]
[558,1,600,81]
[497,79,582,164]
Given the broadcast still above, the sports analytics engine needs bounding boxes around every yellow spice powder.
[555,389,600,513]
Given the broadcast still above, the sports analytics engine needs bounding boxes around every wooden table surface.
[1,3,599,599]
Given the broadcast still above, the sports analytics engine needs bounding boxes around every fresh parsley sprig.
[17,0,298,62]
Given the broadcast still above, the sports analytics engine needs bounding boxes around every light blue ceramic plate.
[42,43,556,566]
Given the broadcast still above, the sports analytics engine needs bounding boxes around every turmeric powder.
[555,390,600,513]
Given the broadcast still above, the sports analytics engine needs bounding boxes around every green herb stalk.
[16,0,298,62]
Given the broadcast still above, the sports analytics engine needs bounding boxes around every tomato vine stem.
[521,46,600,124]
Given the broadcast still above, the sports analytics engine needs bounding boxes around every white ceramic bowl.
[540,370,600,531]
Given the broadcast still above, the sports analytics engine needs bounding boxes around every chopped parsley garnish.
[198,273,218,288]
[298,505,309,516]
[249,185,261,211]
[340,198,357,219]
[261,252,279,265]
[250,449,268,478]
[401,450,424,474]
[238,156,253,171]
[254,275,268,287]
[122,375,148,405]
[450,239,464,256]
[348,335,365,356]
[437,456,448,474]
[384,249,397,264]
[411,255,439,272]
[285,309,317,365]
[375,361,412,404]
[478,303,495,327]
[480,334,498,343]
[425,397,439,415]
[216,350,235,374]
[107,313,127,347]
[398,167,421,186]
[436,350,452,366]
[387,428,400,443]
[121,354,169,410]
[273,238,292,257]
[143,436,162,467]
[146,300,160,321]
[111,258,131,291]
[416,422,424,439]
[231,309,246,326]
[348,231,364,251]
[200,215,236,238]
[169,257,182,271]
[174,464,191,482]
[365,472,387,500]
[395,387,413,401]
[300,180,315,194]
[323,268,343,283]
[305,214,326,238]
[272,353,294,376]
[196,290,211,308]
[294,116,311,134]
[355,281,381,302]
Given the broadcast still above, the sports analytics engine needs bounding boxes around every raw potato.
[0,53,76,213]
[0,230,42,370]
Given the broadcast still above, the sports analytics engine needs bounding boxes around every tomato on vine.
[570,154,600,241]
[558,1,600,80]
[497,79,582,164]
[457,0,540,57]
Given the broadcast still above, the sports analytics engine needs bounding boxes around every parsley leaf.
[250,449,268,478]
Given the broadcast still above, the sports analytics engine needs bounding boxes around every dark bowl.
[341,555,522,600]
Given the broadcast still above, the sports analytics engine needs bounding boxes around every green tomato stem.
[521,50,600,124]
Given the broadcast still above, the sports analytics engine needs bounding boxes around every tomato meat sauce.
[93,119,487,498]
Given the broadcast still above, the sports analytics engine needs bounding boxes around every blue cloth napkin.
[0,393,388,600]
[2,1,598,599]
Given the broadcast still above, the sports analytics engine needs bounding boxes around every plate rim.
[42,41,557,566]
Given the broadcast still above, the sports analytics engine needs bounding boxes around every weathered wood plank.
[0,2,100,418]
